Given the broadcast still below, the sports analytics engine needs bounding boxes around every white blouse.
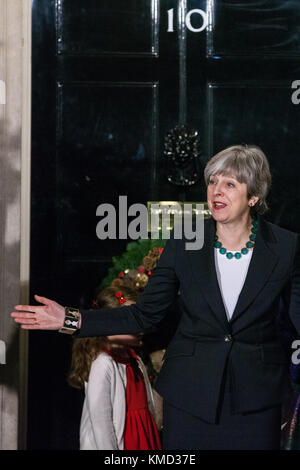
[214,248,253,321]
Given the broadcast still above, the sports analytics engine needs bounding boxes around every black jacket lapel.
[186,215,279,329]
[229,215,279,324]
[187,216,230,330]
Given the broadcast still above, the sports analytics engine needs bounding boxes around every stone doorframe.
[0,0,31,450]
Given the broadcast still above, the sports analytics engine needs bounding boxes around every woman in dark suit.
[12,144,300,450]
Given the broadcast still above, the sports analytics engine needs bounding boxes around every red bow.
[115,291,126,304]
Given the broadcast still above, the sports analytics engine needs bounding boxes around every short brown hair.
[96,285,138,308]
[204,144,272,215]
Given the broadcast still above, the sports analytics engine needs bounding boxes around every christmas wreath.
[100,238,167,291]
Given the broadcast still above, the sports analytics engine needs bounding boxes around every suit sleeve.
[84,356,119,450]
[282,233,300,336]
[77,236,179,338]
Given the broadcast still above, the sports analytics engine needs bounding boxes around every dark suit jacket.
[78,215,300,423]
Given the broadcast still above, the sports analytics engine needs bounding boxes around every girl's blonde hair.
[68,285,138,389]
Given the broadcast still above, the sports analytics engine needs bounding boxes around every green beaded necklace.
[214,217,258,260]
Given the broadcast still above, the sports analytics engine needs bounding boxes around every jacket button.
[224,334,232,342]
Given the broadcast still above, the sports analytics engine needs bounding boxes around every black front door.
[30,0,300,449]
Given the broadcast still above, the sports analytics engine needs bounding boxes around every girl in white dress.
[68,286,161,450]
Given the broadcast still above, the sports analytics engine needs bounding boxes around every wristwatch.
[58,307,81,335]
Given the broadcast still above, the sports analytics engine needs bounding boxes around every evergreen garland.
[100,238,167,289]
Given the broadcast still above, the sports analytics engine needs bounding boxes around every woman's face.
[207,173,258,223]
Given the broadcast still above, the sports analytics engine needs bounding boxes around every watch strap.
[59,307,80,335]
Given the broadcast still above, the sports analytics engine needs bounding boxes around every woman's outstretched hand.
[11,295,66,330]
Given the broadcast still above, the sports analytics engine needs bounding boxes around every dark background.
[29,0,300,449]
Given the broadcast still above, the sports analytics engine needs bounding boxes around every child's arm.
[137,357,162,428]
[84,355,124,450]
